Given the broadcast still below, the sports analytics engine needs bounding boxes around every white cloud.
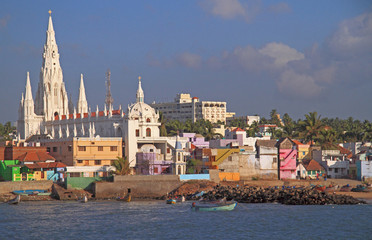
[277,70,323,98]
[201,0,246,19]
[259,42,304,67]
[327,12,372,58]
[176,52,202,68]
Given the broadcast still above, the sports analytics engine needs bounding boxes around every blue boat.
[13,190,51,196]
[191,201,237,211]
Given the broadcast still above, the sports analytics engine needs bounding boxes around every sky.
[1,0,372,124]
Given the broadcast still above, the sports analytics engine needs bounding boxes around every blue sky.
[1,0,372,124]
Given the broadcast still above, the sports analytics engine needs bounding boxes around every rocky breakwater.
[192,185,366,205]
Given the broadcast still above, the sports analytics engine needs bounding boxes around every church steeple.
[77,74,88,114]
[136,76,144,103]
[25,72,34,102]
[34,10,69,120]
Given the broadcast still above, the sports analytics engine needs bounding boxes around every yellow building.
[292,140,311,162]
[41,137,123,167]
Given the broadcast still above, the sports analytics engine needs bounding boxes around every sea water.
[0,200,371,240]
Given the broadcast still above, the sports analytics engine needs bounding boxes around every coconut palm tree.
[112,157,131,175]
[299,112,324,144]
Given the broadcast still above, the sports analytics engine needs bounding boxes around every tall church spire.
[77,74,88,114]
[136,76,144,103]
[34,10,69,120]
[25,72,33,101]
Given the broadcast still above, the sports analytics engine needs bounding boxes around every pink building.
[276,138,297,179]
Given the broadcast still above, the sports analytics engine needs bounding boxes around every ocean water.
[0,200,371,240]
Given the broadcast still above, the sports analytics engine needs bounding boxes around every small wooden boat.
[340,185,352,192]
[191,201,237,211]
[166,199,176,204]
[13,190,51,196]
[314,185,326,192]
[8,195,20,205]
[80,195,88,203]
[117,194,131,202]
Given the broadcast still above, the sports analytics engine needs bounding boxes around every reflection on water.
[0,200,371,240]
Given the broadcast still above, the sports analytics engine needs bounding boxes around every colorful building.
[292,140,311,162]
[276,138,297,179]
[297,159,325,179]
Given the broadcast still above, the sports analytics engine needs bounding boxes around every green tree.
[158,112,167,137]
[299,112,324,144]
[112,157,131,175]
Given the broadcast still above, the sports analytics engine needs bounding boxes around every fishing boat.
[8,195,20,205]
[117,194,131,202]
[13,190,51,196]
[166,198,176,204]
[191,201,237,211]
[80,195,88,203]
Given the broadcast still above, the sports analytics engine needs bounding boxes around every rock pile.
[187,185,366,205]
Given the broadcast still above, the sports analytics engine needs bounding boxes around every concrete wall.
[0,180,53,194]
[94,175,181,199]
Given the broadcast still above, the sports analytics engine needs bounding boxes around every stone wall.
[94,175,181,199]
[0,180,53,194]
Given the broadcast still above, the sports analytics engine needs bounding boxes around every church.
[17,11,186,175]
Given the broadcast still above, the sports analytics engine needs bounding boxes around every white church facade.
[17,12,186,175]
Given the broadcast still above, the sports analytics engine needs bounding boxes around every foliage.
[0,122,16,141]
[111,157,131,175]
[186,158,203,174]
[165,119,218,140]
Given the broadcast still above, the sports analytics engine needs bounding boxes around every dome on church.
[127,101,158,122]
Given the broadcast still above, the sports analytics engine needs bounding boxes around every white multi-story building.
[150,93,235,123]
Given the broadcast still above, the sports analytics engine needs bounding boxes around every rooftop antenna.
[105,69,114,110]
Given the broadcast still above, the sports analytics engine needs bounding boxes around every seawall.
[0,180,53,194]
[94,175,181,199]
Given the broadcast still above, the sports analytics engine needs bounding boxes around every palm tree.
[299,112,324,144]
[112,157,131,175]
[318,129,339,150]
[158,111,167,137]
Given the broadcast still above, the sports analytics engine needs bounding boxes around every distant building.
[226,115,260,126]
[150,93,235,123]
[276,138,297,180]
[313,149,350,179]
[297,159,325,179]
[356,149,372,181]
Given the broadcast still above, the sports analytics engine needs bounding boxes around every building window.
[146,118,151,123]
[273,157,277,163]
[136,129,140,137]
[78,146,86,151]
[53,147,58,152]
[98,146,103,151]
[146,128,151,137]
[334,168,338,173]
[77,160,83,164]
[68,145,72,152]
[110,146,117,151]
[95,160,101,165]
[47,147,50,153]
[154,167,158,174]
[167,148,170,154]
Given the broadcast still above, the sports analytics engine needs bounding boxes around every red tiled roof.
[292,139,303,146]
[190,143,196,149]
[98,111,104,117]
[91,112,96,117]
[112,110,120,115]
[302,159,324,171]
[16,151,56,162]
[337,146,353,158]
[68,114,73,119]
[24,162,66,169]
[83,113,89,118]
[76,113,81,119]
[54,115,59,121]
[232,127,245,132]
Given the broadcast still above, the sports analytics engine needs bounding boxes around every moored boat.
[166,199,176,204]
[13,190,51,196]
[191,201,237,211]
[117,194,131,202]
[8,195,21,205]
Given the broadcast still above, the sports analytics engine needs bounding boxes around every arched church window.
[146,118,151,123]
[135,129,140,137]
[146,128,151,137]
